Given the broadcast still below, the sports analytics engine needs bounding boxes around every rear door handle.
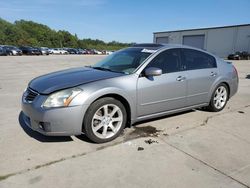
[176,76,186,81]
[210,72,217,77]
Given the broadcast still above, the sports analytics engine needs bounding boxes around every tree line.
[0,18,132,50]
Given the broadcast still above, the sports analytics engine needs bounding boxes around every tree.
[0,18,132,50]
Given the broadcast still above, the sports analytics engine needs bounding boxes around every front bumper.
[21,91,87,136]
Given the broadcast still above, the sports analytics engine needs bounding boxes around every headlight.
[42,87,82,108]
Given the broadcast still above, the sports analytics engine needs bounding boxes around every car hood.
[28,67,124,94]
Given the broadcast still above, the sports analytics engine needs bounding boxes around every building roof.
[153,24,250,34]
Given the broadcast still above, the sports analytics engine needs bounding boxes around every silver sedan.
[21,44,238,143]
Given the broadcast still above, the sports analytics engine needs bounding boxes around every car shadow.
[74,135,95,143]
[246,74,250,79]
[18,111,73,142]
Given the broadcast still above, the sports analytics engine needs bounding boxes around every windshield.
[93,48,154,74]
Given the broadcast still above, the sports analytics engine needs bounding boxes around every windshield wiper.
[89,66,125,74]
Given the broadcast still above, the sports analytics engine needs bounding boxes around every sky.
[0,0,249,43]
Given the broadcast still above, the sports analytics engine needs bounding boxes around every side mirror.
[144,67,162,77]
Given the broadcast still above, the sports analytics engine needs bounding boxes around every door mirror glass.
[144,67,162,77]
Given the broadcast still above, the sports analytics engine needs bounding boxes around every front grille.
[25,88,39,103]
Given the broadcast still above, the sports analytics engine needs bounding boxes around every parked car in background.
[228,51,250,60]
[77,49,86,54]
[3,45,22,55]
[19,46,41,55]
[49,48,60,54]
[60,48,69,54]
[21,43,238,143]
[65,48,78,54]
[40,47,50,55]
[48,48,53,54]
[93,49,102,55]
[105,51,114,55]
[239,51,250,60]
[33,47,43,55]
[50,48,68,54]
[84,49,94,54]
[0,46,8,56]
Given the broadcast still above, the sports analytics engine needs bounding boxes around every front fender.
[71,85,136,123]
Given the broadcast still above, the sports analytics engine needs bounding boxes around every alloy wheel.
[213,86,227,109]
[91,104,123,139]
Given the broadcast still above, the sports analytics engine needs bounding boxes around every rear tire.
[207,83,229,112]
[83,97,127,143]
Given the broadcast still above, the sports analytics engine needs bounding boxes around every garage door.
[156,37,169,44]
[183,35,205,49]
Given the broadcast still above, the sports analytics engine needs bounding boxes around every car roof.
[132,43,200,50]
[131,43,216,57]
[132,43,165,50]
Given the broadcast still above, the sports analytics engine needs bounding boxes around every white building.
[153,24,250,57]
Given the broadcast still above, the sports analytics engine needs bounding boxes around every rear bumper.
[229,77,238,98]
[21,93,87,136]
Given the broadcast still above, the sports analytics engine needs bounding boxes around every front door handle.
[176,76,186,81]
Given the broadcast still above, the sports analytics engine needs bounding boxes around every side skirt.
[133,103,208,124]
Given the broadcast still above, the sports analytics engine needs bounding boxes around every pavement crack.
[201,104,250,126]
[229,164,250,177]
[170,105,250,136]
[0,138,134,181]
[200,116,210,126]
[157,104,250,188]
[163,140,250,188]
[0,152,86,181]
[215,128,250,145]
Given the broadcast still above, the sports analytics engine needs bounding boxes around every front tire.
[207,83,229,112]
[83,97,127,143]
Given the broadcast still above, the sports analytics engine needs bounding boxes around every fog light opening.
[38,123,44,130]
[38,122,51,132]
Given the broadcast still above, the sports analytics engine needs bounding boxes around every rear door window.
[181,49,217,70]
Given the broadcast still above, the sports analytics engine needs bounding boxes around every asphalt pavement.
[0,55,250,188]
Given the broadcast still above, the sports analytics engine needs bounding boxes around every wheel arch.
[206,81,230,112]
[221,82,230,99]
[94,94,131,127]
[208,78,231,102]
[82,93,132,132]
